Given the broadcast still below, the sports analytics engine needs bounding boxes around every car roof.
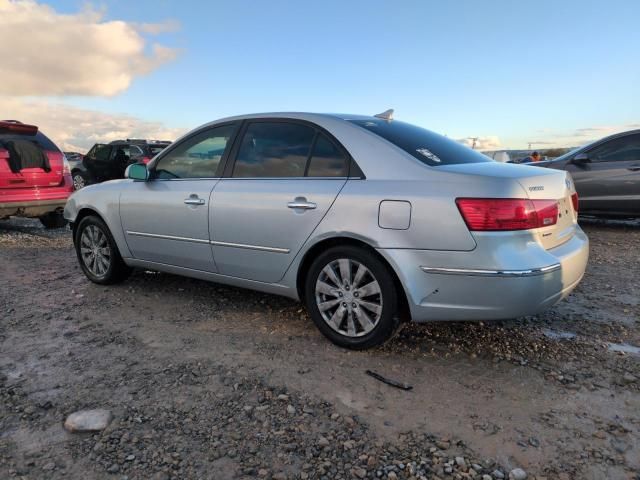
[209,112,376,123]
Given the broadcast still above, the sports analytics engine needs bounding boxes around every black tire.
[72,171,91,190]
[74,215,131,285]
[39,211,67,229]
[304,245,400,350]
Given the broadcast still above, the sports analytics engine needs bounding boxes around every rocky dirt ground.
[0,217,638,480]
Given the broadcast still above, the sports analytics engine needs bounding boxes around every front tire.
[39,211,67,229]
[304,246,399,350]
[74,215,131,284]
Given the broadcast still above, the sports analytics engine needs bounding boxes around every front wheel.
[304,246,400,350]
[74,215,131,284]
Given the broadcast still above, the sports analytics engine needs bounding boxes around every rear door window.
[232,122,315,178]
[306,134,348,177]
[348,119,491,166]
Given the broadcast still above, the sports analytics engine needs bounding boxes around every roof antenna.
[374,109,394,121]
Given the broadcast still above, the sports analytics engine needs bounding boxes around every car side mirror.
[572,153,590,164]
[126,163,148,181]
[0,148,9,160]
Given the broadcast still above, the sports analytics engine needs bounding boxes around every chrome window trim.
[126,231,290,254]
[420,264,561,277]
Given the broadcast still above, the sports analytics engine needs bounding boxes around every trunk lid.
[514,169,577,249]
[439,162,578,250]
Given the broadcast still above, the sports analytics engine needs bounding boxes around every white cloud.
[0,0,179,96]
[2,98,187,152]
[457,136,502,151]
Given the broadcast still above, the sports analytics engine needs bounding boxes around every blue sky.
[8,0,640,149]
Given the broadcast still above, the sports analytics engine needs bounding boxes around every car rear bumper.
[0,198,69,219]
[379,227,589,322]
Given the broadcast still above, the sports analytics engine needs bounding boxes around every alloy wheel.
[73,174,85,190]
[80,225,112,277]
[315,258,383,337]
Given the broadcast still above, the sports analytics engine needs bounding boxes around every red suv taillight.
[571,192,579,213]
[456,198,559,231]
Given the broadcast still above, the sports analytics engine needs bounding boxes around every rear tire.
[304,245,400,350]
[39,211,67,229]
[72,171,91,190]
[74,215,131,284]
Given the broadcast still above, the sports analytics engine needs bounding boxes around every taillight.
[571,192,579,213]
[62,155,71,175]
[141,157,151,164]
[456,198,558,231]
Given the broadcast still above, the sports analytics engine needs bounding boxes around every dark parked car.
[541,130,640,217]
[71,139,171,189]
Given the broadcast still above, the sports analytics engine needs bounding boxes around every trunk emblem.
[529,186,544,191]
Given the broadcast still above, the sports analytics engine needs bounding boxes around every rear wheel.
[304,246,399,349]
[74,215,131,284]
[72,171,91,190]
[39,211,67,229]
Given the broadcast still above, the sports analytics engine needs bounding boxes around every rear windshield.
[0,131,60,152]
[148,145,169,156]
[348,119,491,167]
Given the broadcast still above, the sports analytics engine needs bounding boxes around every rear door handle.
[628,166,640,171]
[184,196,205,206]
[287,199,317,210]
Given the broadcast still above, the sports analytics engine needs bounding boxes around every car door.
[83,144,112,181]
[210,120,349,283]
[120,123,239,271]
[567,133,640,214]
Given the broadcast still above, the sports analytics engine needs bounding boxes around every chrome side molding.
[126,231,210,244]
[421,264,561,277]
[210,240,290,254]
[126,231,290,254]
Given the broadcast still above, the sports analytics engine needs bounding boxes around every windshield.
[347,119,491,167]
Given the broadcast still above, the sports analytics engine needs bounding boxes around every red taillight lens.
[141,156,151,164]
[571,192,579,213]
[456,198,558,231]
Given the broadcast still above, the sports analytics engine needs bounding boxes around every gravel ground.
[0,217,639,480]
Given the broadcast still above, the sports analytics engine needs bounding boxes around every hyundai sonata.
[64,111,589,349]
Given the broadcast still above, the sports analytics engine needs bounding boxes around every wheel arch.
[71,207,108,242]
[296,236,411,321]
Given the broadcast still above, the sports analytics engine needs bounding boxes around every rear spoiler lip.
[0,121,39,135]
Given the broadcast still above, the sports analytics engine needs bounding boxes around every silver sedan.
[64,112,589,349]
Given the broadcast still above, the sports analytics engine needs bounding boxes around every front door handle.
[287,197,317,210]
[628,165,640,171]
[184,196,205,206]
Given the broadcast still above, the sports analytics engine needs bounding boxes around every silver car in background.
[64,112,589,349]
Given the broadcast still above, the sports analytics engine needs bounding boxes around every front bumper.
[379,227,589,322]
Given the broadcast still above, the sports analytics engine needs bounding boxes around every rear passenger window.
[233,122,315,178]
[306,134,347,177]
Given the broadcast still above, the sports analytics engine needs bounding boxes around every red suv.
[0,120,73,228]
